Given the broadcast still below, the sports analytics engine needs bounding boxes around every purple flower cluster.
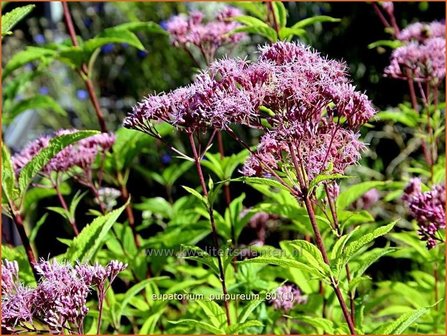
[270,285,306,311]
[166,6,245,58]
[12,129,115,176]
[402,179,446,249]
[385,21,446,83]
[1,259,126,333]
[125,42,375,183]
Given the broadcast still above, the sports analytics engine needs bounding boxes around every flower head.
[166,6,245,58]
[126,42,375,187]
[1,259,126,333]
[270,285,306,311]
[397,21,445,42]
[403,182,446,249]
[12,130,115,176]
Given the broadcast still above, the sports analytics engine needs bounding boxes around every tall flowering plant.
[124,41,382,334]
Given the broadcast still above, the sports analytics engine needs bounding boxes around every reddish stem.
[62,2,108,133]
[188,133,232,326]
[10,206,39,281]
[119,180,140,248]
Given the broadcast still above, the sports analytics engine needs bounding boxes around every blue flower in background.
[137,50,149,59]
[76,89,89,101]
[83,18,93,28]
[33,34,45,45]
[121,43,129,49]
[101,43,114,54]
[160,20,168,30]
[161,153,172,165]
[39,87,49,95]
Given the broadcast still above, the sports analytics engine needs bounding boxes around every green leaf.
[84,29,145,54]
[272,2,288,28]
[335,220,398,271]
[309,173,349,194]
[64,201,127,263]
[169,319,224,334]
[336,181,387,210]
[29,213,48,243]
[298,315,334,334]
[351,247,396,278]
[239,256,321,278]
[373,307,429,334]
[5,95,66,124]
[292,15,340,29]
[376,110,418,127]
[231,2,267,20]
[278,27,306,40]
[196,300,226,329]
[368,39,404,49]
[1,143,17,205]
[226,320,263,334]
[179,245,220,275]
[139,310,165,334]
[233,15,269,28]
[238,298,263,323]
[17,130,98,198]
[231,25,277,42]
[231,176,291,193]
[182,186,208,207]
[330,227,359,260]
[1,5,35,36]
[116,277,168,327]
[284,240,331,278]
[109,21,167,35]
[3,47,56,79]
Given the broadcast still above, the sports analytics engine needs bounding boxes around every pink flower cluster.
[1,259,126,333]
[397,21,445,42]
[385,21,446,83]
[270,285,306,311]
[166,6,245,59]
[12,129,115,176]
[403,178,446,249]
[125,42,375,183]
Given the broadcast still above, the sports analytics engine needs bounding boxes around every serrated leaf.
[239,256,321,278]
[291,15,340,29]
[196,300,226,329]
[64,201,127,263]
[5,95,66,125]
[330,227,359,260]
[352,247,396,278]
[285,240,331,278]
[336,220,398,271]
[298,315,334,334]
[373,307,429,334]
[17,130,99,198]
[1,5,35,36]
[2,143,17,205]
